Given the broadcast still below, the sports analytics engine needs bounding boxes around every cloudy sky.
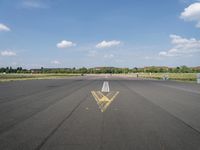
[0,0,200,68]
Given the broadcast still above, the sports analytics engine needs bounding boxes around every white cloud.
[51,60,61,65]
[144,56,152,60]
[1,50,16,56]
[0,23,10,32]
[159,34,200,57]
[57,40,76,49]
[179,0,194,4]
[96,40,121,48]
[180,2,200,28]
[21,0,47,9]
[159,51,168,56]
[104,54,114,58]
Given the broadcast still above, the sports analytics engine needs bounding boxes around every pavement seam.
[0,79,81,105]
[118,80,200,136]
[99,113,105,150]
[0,81,93,135]
[0,80,88,115]
[153,82,200,95]
[35,93,90,150]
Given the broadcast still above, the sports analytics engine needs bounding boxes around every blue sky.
[0,0,200,68]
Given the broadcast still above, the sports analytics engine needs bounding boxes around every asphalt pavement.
[0,75,200,150]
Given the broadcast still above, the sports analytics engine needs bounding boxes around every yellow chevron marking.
[91,91,119,112]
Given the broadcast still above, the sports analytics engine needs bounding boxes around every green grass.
[0,73,80,82]
[136,73,197,82]
[0,73,198,82]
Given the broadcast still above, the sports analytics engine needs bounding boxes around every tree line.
[0,66,200,74]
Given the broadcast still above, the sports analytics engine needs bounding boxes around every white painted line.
[101,81,110,92]
[197,73,200,84]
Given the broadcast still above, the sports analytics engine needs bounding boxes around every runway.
[0,76,200,150]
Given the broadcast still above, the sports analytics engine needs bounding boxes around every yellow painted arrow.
[91,91,119,112]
